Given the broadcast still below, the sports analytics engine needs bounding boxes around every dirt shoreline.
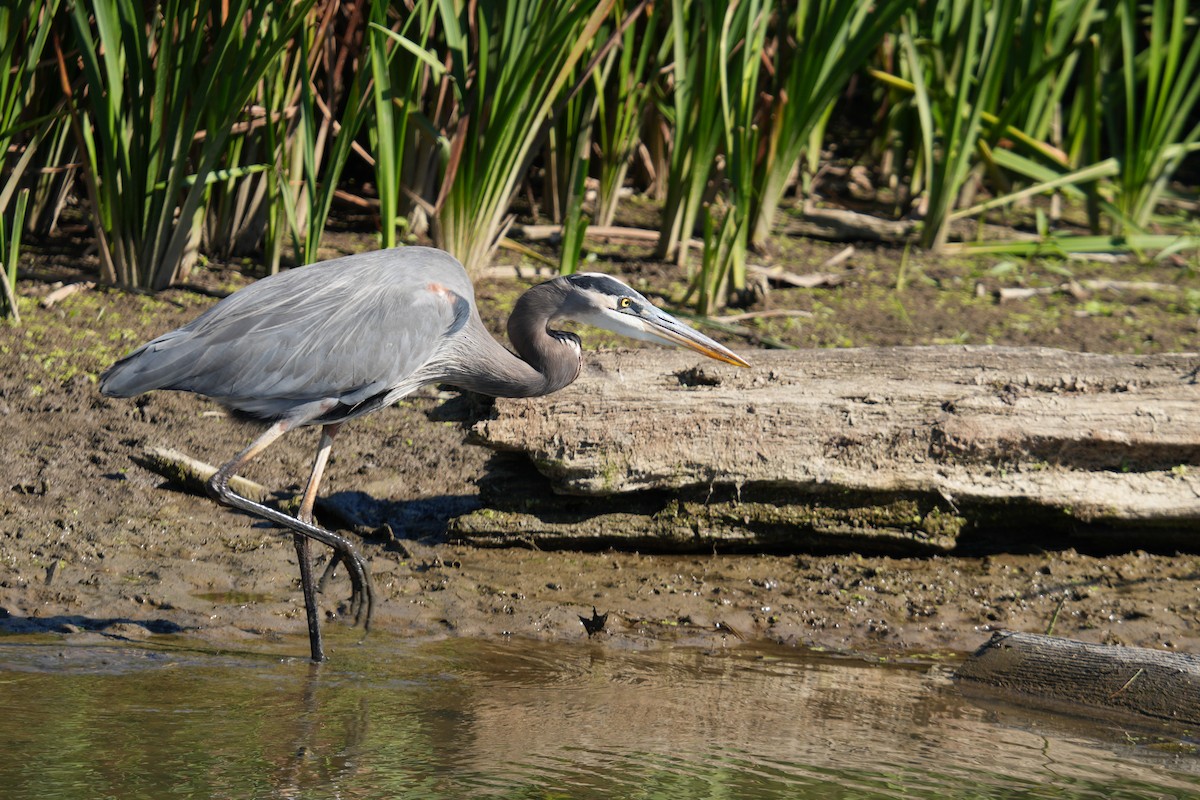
[2,258,1199,660]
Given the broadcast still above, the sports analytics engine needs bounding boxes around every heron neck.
[454,281,581,399]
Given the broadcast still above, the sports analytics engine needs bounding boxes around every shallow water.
[0,633,1196,800]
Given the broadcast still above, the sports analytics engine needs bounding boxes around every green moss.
[920,508,966,539]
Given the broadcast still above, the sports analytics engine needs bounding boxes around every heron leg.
[292,424,341,663]
[206,421,376,661]
[291,534,323,662]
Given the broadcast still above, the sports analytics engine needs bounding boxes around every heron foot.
[337,545,375,630]
[310,544,373,629]
[207,473,376,634]
[317,550,342,596]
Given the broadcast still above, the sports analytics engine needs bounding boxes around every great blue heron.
[101,246,749,661]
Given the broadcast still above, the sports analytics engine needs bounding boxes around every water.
[0,633,1195,799]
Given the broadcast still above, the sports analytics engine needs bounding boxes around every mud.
[2,244,1198,659]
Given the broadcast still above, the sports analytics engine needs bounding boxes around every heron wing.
[101,248,474,421]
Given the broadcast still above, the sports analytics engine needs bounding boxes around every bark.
[455,347,1200,551]
[957,631,1200,726]
[776,207,918,242]
[775,207,1039,245]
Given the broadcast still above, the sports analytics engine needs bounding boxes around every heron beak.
[639,307,751,368]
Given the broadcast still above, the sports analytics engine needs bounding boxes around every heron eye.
[618,297,633,310]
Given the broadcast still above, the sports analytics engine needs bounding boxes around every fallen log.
[132,446,272,504]
[131,446,373,532]
[777,207,918,243]
[455,346,1200,551]
[956,631,1200,727]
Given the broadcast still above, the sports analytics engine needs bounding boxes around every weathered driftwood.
[777,207,1039,245]
[778,207,918,243]
[133,446,272,503]
[455,346,1200,551]
[131,446,371,531]
[746,263,845,289]
[956,631,1200,726]
[40,280,96,308]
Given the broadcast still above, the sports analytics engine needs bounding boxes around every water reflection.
[0,634,1195,799]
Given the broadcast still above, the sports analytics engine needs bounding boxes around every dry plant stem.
[0,268,18,322]
[39,280,95,308]
[997,279,1188,302]
[820,246,856,268]
[715,309,814,323]
[746,264,844,288]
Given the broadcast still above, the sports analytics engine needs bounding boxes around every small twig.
[715,309,814,323]
[677,312,795,350]
[998,279,1181,303]
[481,262,559,280]
[132,446,372,533]
[512,223,650,243]
[332,189,376,209]
[714,620,746,640]
[998,286,1061,301]
[33,162,84,175]
[165,283,230,301]
[1045,594,1068,636]
[40,280,95,308]
[1065,252,1129,264]
[748,264,844,289]
[510,222,706,251]
[1079,279,1180,293]
[820,245,856,268]
[1108,667,1144,700]
[0,266,19,323]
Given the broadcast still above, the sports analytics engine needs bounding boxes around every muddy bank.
[2,256,1199,659]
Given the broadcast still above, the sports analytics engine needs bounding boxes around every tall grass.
[282,1,376,267]
[369,1,438,250]
[0,0,1195,309]
[0,0,60,211]
[655,0,724,267]
[0,0,60,318]
[964,0,1105,230]
[423,0,615,275]
[749,0,912,249]
[205,1,360,272]
[900,0,1018,251]
[593,0,659,227]
[871,0,1200,256]
[683,0,769,314]
[875,1,1108,230]
[549,44,605,274]
[61,0,312,289]
[0,189,27,321]
[1107,0,1200,231]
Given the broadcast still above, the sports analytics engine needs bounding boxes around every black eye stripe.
[568,273,638,299]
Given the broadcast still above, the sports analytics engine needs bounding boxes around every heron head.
[555,273,750,368]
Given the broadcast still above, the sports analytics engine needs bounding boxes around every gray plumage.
[103,248,475,423]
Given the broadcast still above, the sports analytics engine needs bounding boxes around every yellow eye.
[618,297,632,309]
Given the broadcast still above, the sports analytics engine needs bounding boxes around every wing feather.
[101,247,474,421]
